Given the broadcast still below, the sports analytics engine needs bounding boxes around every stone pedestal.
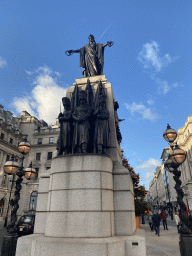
[16,76,146,256]
[44,154,114,238]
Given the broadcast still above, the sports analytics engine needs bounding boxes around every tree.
[121,151,149,216]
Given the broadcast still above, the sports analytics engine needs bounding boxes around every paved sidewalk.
[142,220,180,256]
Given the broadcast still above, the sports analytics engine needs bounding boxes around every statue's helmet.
[62,97,70,105]
[99,94,107,103]
[79,90,87,101]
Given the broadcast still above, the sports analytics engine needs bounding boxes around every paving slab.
[141,221,180,256]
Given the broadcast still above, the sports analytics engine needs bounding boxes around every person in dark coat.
[152,210,161,236]
[160,210,169,230]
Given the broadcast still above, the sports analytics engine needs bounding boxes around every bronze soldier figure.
[72,90,93,153]
[57,97,72,155]
[93,94,110,154]
[65,35,114,77]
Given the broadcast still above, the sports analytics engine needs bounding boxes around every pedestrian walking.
[146,211,153,231]
[169,207,173,220]
[152,210,161,236]
[175,211,180,232]
[160,210,168,230]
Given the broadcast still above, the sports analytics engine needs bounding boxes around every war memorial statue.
[15,34,146,256]
[57,97,72,155]
[72,90,93,154]
[65,34,114,77]
[93,94,110,154]
[57,80,110,155]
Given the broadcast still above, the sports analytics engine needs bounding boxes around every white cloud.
[135,158,161,181]
[125,102,159,121]
[138,41,180,95]
[156,78,170,94]
[13,66,67,124]
[155,78,181,95]
[147,99,154,105]
[138,41,176,73]
[0,57,7,68]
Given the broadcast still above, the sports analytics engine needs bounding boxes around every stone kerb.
[45,154,114,238]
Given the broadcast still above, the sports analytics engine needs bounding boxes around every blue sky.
[0,0,191,188]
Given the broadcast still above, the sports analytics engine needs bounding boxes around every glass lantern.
[4,155,19,175]
[24,162,36,180]
[163,124,177,143]
[170,144,186,165]
[18,138,31,154]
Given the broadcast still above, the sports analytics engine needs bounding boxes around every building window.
[10,138,13,144]
[53,128,56,132]
[38,138,42,144]
[7,112,12,121]
[46,167,50,170]
[47,152,52,160]
[29,191,38,211]
[1,133,4,140]
[6,155,10,161]
[49,137,54,144]
[36,153,41,161]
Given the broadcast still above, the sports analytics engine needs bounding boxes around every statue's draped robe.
[79,43,104,77]
[94,107,110,148]
[72,103,93,147]
[59,110,72,149]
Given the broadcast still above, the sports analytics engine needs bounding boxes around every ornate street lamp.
[18,137,31,154]
[163,124,177,143]
[163,124,192,256]
[1,138,36,256]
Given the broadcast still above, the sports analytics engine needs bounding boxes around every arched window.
[29,191,38,211]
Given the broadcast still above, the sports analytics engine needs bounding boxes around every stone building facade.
[175,116,192,210]
[0,105,60,220]
[149,166,165,206]
[149,156,177,208]
[160,147,177,206]
[0,104,23,220]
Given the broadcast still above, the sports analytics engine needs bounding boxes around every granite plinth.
[16,230,146,256]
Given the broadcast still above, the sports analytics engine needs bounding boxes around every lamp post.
[1,138,36,256]
[4,174,15,228]
[163,124,192,256]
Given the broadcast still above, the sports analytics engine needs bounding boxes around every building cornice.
[0,139,22,157]
[31,143,57,148]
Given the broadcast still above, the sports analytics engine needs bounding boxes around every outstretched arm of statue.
[65,49,80,56]
[103,41,114,48]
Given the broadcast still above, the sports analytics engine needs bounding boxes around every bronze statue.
[114,101,122,144]
[93,94,110,154]
[65,35,114,77]
[72,90,93,153]
[57,97,72,155]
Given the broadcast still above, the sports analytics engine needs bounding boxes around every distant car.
[16,214,35,236]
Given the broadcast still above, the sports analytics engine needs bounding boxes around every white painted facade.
[175,116,192,210]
